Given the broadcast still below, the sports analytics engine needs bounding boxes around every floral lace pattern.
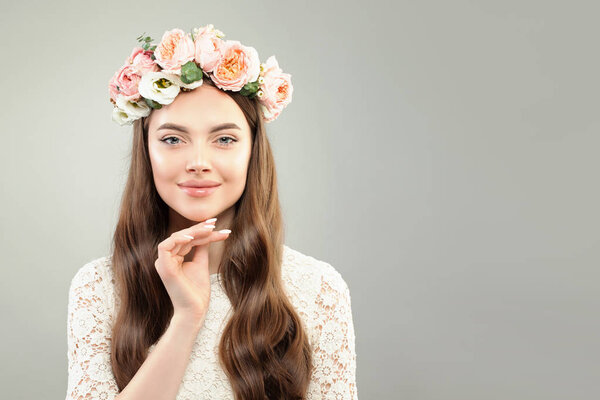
[66,244,357,399]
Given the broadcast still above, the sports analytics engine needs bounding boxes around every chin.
[169,203,213,223]
[184,211,215,223]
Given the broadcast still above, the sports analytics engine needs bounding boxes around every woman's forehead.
[147,87,249,133]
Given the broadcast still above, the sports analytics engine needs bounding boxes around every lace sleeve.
[306,265,358,399]
[66,259,120,400]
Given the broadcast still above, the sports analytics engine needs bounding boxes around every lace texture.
[66,244,357,399]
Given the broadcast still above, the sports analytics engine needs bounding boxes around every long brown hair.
[109,78,313,399]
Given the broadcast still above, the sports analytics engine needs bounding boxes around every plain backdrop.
[1,0,598,399]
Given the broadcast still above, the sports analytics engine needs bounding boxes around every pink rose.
[108,64,142,103]
[258,56,293,121]
[210,40,260,91]
[154,28,195,75]
[126,46,160,75]
[193,26,225,73]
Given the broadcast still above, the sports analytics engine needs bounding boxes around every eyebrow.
[156,122,241,133]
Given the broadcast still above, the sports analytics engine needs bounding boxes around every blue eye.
[159,136,238,147]
[160,136,182,145]
[217,136,237,147]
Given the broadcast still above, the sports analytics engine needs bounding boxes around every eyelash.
[160,136,238,147]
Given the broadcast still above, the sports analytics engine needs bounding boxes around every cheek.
[149,146,180,182]
[218,149,251,181]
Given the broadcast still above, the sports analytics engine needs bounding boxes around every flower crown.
[109,24,293,126]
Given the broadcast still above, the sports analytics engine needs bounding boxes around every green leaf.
[144,98,162,109]
[240,80,259,97]
[136,33,154,49]
[180,61,203,84]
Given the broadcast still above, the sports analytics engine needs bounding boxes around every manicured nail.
[205,225,216,229]
[218,229,231,234]
[205,217,217,223]
[183,234,194,239]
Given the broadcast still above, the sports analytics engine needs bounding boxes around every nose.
[185,146,211,173]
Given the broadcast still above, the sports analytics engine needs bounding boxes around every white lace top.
[66,244,358,399]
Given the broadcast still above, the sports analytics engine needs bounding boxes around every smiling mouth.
[178,185,220,198]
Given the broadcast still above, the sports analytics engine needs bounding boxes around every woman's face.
[147,84,252,226]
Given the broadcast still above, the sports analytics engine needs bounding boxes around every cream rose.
[210,40,260,91]
[126,47,160,75]
[154,28,196,75]
[108,64,142,103]
[258,56,293,122]
[193,24,225,73]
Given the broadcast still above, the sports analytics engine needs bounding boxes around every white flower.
[116,95,151,119]
[111,106,136,126]
[259,103,274,120]
[138,71,181,105]
[169,73,204,90]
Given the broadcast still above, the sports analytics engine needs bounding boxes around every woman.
[66,25,357,400]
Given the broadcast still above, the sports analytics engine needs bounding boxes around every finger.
[177,220,217,251]
[179,228,230,255]
[173,233,200,257]
[181,219,218,239]
[179,222,216,252]
[158,234,193,260]
[192,228,232,245]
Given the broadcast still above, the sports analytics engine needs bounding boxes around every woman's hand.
[154,217,230,325]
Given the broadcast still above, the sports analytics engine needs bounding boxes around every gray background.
[1,0,598,399]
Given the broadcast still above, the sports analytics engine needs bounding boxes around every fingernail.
[205,218,217,223]
[218,229,231,234]
[183,234,194,239]
[205,225,216,229]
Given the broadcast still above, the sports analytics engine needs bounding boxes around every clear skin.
[147,84,253,277]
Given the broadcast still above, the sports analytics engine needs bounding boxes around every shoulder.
[69,255,115,305]
[67,256,117,343]
[70,255,112,285]
[280,245,353,344]
[281,244,351,312]
[282,244,349,292]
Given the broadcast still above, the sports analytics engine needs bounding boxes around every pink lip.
[179,185,219,198]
